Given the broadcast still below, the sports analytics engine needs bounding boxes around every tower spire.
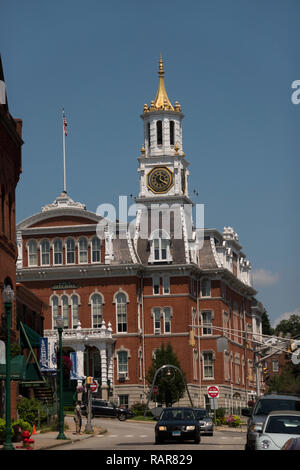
[153,55,174,111]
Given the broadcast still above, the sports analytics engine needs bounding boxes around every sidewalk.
[0,415,106,451]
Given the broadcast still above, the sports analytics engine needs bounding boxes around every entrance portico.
[44,320,114,401]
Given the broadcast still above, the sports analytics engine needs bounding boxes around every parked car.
[155,407,200,445]
[81,399,134,421]
[194,408,214,435]
[242,393,300,451]
[254,410,300,450]
[281,436,300,450]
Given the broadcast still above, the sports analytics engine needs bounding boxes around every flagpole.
[62,107,67,193]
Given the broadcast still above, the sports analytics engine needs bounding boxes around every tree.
[274,314,300,338]
[266,363,300,395]
[261,310,274,336]
[146,343,186,406]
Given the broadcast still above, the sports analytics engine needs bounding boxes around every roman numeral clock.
[147,166,174,194]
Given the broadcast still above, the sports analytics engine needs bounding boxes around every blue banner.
[40,337,57,372]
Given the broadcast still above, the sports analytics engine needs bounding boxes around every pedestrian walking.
[74,401,82,434]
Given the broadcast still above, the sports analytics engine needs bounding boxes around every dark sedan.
[194,408,214,436]
[155,407,201,444]
[81,399,134,421]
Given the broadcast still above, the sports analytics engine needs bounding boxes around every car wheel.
[118,413,126,421]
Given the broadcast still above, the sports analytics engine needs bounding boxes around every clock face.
[147,166,174,194]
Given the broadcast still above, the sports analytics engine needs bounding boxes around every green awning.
[20,323,41,348]
[0,355,27,380]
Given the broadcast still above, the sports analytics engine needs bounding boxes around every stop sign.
[207,385,219,398]
[90,380,98,393]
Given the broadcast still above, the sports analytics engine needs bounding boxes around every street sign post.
[90,380,98,393]
[207,386,220,424]
[207,385,219,399]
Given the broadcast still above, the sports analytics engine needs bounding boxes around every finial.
[140,146,145,157]
[159,54,164,76]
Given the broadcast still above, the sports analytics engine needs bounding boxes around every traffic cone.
[32,424,37,435]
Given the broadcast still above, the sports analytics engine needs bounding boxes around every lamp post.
[2,284,15,451]
[56,315,67,440]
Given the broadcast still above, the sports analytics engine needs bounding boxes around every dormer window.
[149,229,172,263]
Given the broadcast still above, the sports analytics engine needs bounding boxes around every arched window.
[61,295,69,328]
[170,121,174,145]
[40,239,50,266]
[91,293,103,328]
[156,120,162,145]
[91,236,101,263]
[71,295,79,328]
[53,239,63,265]
[66,238,75,264]
[116,292,127,333]
[51,295,59,328]
[28,239,38,266]
[78,237,88,264]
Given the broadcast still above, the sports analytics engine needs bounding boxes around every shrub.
[13,419,33,435]
[226,414,241,427]
[0,418,13,441]
[17,397,46,425]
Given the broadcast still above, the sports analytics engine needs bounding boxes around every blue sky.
[1,0,299,327]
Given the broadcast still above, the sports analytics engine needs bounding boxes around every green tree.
[146,343,186,406]
[266,364,300,395]
[274,314,300,338]
[261,310,274,336]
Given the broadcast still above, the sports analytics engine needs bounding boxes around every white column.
[100,343,107,385]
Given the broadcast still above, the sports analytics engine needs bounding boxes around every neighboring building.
[0,54,23,419]
[16,58,263,411]
[0,56,46,419]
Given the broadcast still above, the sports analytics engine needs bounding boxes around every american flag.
[63,108,68,136]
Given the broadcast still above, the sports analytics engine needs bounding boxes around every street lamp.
[56,315,67,440]
[2,284,15,451]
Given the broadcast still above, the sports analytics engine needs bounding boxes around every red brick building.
[16,59,264,411]
[0,55,23,419]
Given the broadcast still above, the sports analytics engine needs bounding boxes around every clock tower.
[137,57,191,205]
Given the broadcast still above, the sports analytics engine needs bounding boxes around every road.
[55,418,246,451]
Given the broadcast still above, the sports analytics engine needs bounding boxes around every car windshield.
[254,399,300,415]
[161,409,195,421]
[195,410,209,419]
[265,415,300,435]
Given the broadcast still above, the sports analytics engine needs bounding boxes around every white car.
[254,410,300,450]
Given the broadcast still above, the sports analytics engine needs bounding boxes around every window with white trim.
[201,278,211,297]
[53,238,63,265]
[116,292,127,333]
[203,352,214,378]
[28,239,38,266]
[40,239,50,266]
[71,295,79,328]
[163,307,171,333]
[153,276,160,295]
[201,311,212,335]
[153,307,161,333]
[193,349,198,380]
[66,238,75,264]
[149,230,172,263]
[61,295,69,328]
[51,295,59,329]
[117,350,128,376]
[78,237,88,264]
[91,236,101,263]
[91,293,103,328]
[163,275,170,294]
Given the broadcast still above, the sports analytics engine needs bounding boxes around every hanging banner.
[40,337,57,373]
[70,351,85,380]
